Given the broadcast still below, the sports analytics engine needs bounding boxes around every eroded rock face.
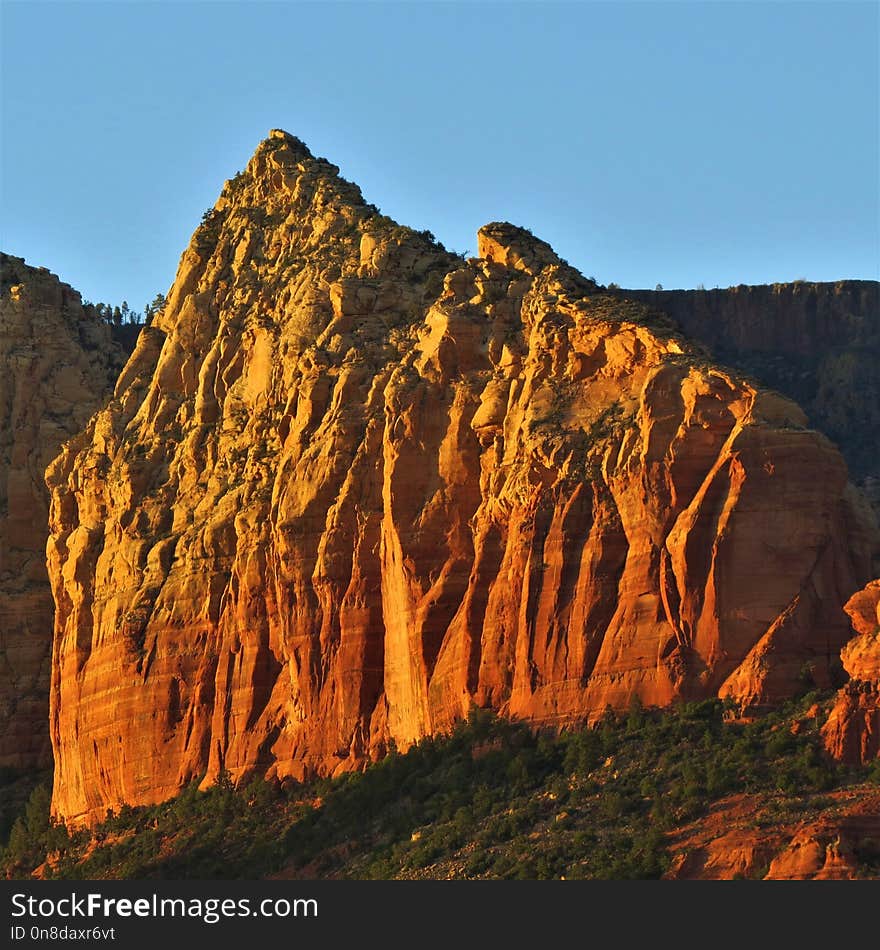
[46,131,878,824]
[822,580,880,764]
[612,282,880,504]
[0,254,127,769]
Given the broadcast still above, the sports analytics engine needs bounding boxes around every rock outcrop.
[665,789,880,880]
[46,131,878,824]
[822,580,880,764]
[0,254,127,769]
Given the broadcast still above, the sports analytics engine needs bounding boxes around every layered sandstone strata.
[0,254,126,768]
[46,131,878,824]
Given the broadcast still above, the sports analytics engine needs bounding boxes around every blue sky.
[1,1,877,312]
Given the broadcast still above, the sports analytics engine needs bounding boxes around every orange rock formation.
[822,580,880,764]
[45,131,878,824]
[0,254,126,768]
[665,790,880,880]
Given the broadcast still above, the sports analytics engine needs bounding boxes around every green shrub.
[5,693,877,881]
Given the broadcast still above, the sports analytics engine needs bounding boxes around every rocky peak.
[477,222,561,275]
[43,134,878,825]
[266,127,312,154]
[159,129,458,345]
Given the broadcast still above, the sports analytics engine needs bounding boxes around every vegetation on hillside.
[83,293,165,328]
[3,694,878,881]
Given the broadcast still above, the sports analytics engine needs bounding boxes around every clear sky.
[1,1,877,312]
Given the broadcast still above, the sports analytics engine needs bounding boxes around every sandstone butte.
[44,130,880,825]
[0,254,127,769]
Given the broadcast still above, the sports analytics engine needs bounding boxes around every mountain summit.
[44,132,877,824]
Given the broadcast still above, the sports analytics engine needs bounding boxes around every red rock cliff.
[46,132,878,824]
[0,254,126,769]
